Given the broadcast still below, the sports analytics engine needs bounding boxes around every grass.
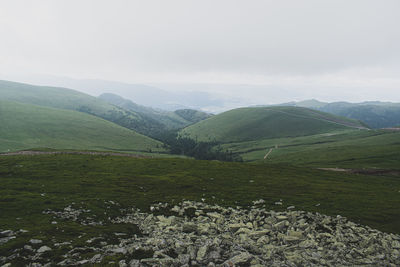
[0,80,117,115]
[0,154,399,233]
[222,129,400,169]
[181,106,365,142]
[0,101,164,153]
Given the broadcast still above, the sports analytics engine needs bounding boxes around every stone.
[111,247,127,254]
[119,260,128,267]
[182,222,198,233]
[276,215,288,221]
[24,245,33,251]
[128,259,140,267]
[37,246,52,253]
[223,252,252,266]
[273,220,287,231]
[228,223,246,232]
[30,239,43,244]
[235,227,251,235]
[0,230,14,237]
[249,229,270,238]
[288,230,304,239]
[196,245,208,261]
[0,236,15,245]
[178,254,190,265]
[5,200,400,266]
[90,254,102,263]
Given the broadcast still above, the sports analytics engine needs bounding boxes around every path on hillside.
[263,148,273,159]
[0,150,150,158]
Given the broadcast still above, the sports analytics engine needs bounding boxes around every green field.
[0,153,399,264]
[181,106,366,142]
[0,101,164,153]
[222,129,400,169]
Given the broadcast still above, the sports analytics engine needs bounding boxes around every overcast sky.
[0,0,399,103]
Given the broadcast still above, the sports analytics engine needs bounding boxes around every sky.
[0,0,400,105]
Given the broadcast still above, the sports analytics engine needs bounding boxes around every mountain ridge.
[281,99,400,128]
[181,106,366,143]
[0,100,164,153]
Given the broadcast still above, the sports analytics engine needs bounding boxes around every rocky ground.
[1,200,400,266]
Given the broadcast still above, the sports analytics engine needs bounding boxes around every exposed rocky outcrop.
[1,200,399,266]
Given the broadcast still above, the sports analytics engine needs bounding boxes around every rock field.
[1,200,400,266]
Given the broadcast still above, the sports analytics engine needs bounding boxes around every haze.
[1,0,400,109]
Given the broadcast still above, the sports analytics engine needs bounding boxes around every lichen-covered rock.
[2,200,400,266]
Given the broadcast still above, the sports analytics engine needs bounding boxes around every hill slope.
[0,80,114,114]
[181,106,367,142]
[284,99,400,129]
[0,80,174,137]
[99,93,211,131]
[320,103,400,129]
[0,101,164,153]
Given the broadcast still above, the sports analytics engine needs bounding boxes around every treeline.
[158,131,242,162]
[78,105,241,161]
[78,105,168,138]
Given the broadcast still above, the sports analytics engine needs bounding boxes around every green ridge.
[0,101,164,153]
[181,106,366,142]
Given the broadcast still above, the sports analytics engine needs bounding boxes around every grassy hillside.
[0,154,399,264]
[222,130,400,168]
[0,101,164,153]
[0,80,115,114]
[286,99,400,128]
[173,109,211,124]
[0,80,174,138]
[99,93,211,131]
[322,104,400,129]
[181,106,366,143]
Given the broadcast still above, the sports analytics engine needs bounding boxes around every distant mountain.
[99,93,211,132]
[6,76,224,111]
[0,100,164,153]
[285,99,400,128]
[173,109,211,124]
[181,106,367,143]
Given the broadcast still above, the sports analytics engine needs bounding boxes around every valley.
[1,80,399,265]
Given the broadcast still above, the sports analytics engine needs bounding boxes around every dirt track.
[263,148,273,159]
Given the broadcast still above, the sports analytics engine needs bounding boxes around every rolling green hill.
[284,99,400,129]
[0,80,178,138]
[0,101,164,153]
[181,106,367,143]
[222,129,400,168]
[99,93,211,131]
[321,104,400,129]
[0,80,115,114]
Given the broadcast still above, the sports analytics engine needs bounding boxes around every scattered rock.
[2,200,400,266]
[37,246,52,253]
[29,239,43,245]
[0,230,14,237]
[0,236,15,245]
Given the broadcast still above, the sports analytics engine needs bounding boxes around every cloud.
[0,0,399,102]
